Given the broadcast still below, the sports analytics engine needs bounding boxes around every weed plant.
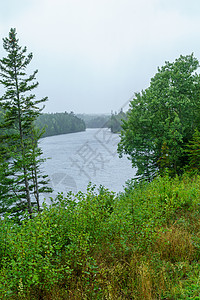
[0,175,200,299]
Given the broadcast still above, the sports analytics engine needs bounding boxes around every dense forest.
[35,112,86,137]
[34,112,126,137]
[1,29,200,299]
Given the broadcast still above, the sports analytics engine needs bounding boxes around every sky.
[0,0,200,114]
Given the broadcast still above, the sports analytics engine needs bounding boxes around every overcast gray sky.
[1,0,200,114]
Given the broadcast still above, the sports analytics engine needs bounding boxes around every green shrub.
[0,175,200,298]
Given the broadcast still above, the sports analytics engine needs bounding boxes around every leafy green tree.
[118,54,200,180]
[0,28,50,218]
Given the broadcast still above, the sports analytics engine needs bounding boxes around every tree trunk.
[23,166,33,218]
[14,65,33,218]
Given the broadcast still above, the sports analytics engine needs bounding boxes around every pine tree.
[0,28,50,219]
[185,129,200,172]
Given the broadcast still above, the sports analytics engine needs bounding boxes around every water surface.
[40,128,136,200]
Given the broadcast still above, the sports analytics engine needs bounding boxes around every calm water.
[39,128,136,201]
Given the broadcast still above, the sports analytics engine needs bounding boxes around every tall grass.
[0,175,200,299]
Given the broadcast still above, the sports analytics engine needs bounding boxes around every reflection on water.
[39,128,136,201]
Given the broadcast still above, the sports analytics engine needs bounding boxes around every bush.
[0,175,200,299]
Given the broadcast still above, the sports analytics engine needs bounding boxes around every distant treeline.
[35,112,86,137]
[77,112,127,133]
[77,114,111,128]
[1,108,127,138]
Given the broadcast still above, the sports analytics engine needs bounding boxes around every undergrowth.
[0,174,200,299]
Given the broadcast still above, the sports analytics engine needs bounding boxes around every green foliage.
[0,175,199,298]
[0,28,51,219]
[35,111,86,137]
[118,54,200,180]
[109,109,127,133]
[185,129,200,173]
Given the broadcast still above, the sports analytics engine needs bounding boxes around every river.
[39,128,136,202]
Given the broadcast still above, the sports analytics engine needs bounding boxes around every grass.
[0,174,200,299]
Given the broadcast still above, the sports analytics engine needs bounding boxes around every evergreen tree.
[0,28,50,219]
[110,110,127,133]
[185,129,200,172]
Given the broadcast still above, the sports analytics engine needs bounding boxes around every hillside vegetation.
[35,112,86,137]
[0,174,200,299]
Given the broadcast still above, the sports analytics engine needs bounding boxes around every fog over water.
[39,128,136,202]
